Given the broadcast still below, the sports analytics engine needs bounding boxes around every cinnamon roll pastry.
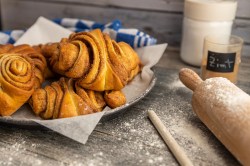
[30,77,97,119]
[104,90,126,109]
[115,42,141,81]
[32,44,56,79]
[72,29,141,91]
[39,40,90,79]
[0,44,13,54]
[41,29,141,91]
[75,83,106,112]
[0,44,47,89]
[0,53,35,116]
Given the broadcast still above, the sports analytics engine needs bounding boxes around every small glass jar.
[180,0,238,66]
[201,35,243,83]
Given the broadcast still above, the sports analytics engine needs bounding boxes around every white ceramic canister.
[180,0,238,66]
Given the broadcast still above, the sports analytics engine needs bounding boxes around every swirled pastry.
[0,44,47,89]
[30,77,106,119]
[0,53,35,116]
[0,29,141,118]
[33,44,63,79]
[75,83,106,112]
[30,77,128,119]
[38,40,90,79]
[41,29,141,91]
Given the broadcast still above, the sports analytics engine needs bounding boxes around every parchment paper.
[11,17,167,144]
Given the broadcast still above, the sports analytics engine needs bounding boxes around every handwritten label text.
[206,51,236,72]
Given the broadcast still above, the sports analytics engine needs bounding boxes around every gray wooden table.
[0,47,249,166]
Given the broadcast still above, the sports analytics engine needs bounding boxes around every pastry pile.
[0,29,141,119]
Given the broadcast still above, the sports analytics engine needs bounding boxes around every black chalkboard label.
[206,51,236,72]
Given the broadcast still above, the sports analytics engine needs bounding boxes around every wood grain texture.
[0,48,249,165]
[0,1,249,164]
[0,0,182,44]
[1,0,250,55]
[10,0,250,18]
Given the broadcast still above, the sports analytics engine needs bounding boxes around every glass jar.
[180,0,238,66]
[201,35,243,83]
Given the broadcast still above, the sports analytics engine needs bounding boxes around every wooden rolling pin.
[179,68,250,165]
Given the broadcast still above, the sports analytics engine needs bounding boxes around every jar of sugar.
[180,0,238,66]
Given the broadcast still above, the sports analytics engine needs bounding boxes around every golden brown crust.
[41,29,141,91]
[30,77,96,119]
[0,44,47,89]
[75,83,106,112]
[0,29,141,118]
[0,53,35,116]
[104,90,126,109]
[0,44,13,54]
[33,44,56,79]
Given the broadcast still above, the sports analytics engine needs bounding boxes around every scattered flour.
[172,120,215,154]
[168,79,185,90]
[0,137,42,165]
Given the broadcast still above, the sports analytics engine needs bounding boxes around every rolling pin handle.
[179,68,203,91]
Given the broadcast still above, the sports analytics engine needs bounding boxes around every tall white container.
[180,0,238,66]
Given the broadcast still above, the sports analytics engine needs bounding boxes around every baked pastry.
[30,77,106,119]
[0,44,47,89]
[0,53,35,116]
[75,83,106,112]
[32,44,57,79]
[41,29,141,91]
[104,90,126,109]
[0,29,141,118]
[0,44,13,54]
[30,77,128,119]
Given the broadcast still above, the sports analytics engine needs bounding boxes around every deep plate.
[0,76,156,128]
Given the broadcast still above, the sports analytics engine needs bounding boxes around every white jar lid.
[184,0,238,21]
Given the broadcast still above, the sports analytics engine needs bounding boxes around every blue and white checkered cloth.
[0,18,157,48]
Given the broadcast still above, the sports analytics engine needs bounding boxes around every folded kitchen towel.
[0,18,157,48]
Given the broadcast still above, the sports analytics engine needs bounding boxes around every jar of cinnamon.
[201,35,244,83]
